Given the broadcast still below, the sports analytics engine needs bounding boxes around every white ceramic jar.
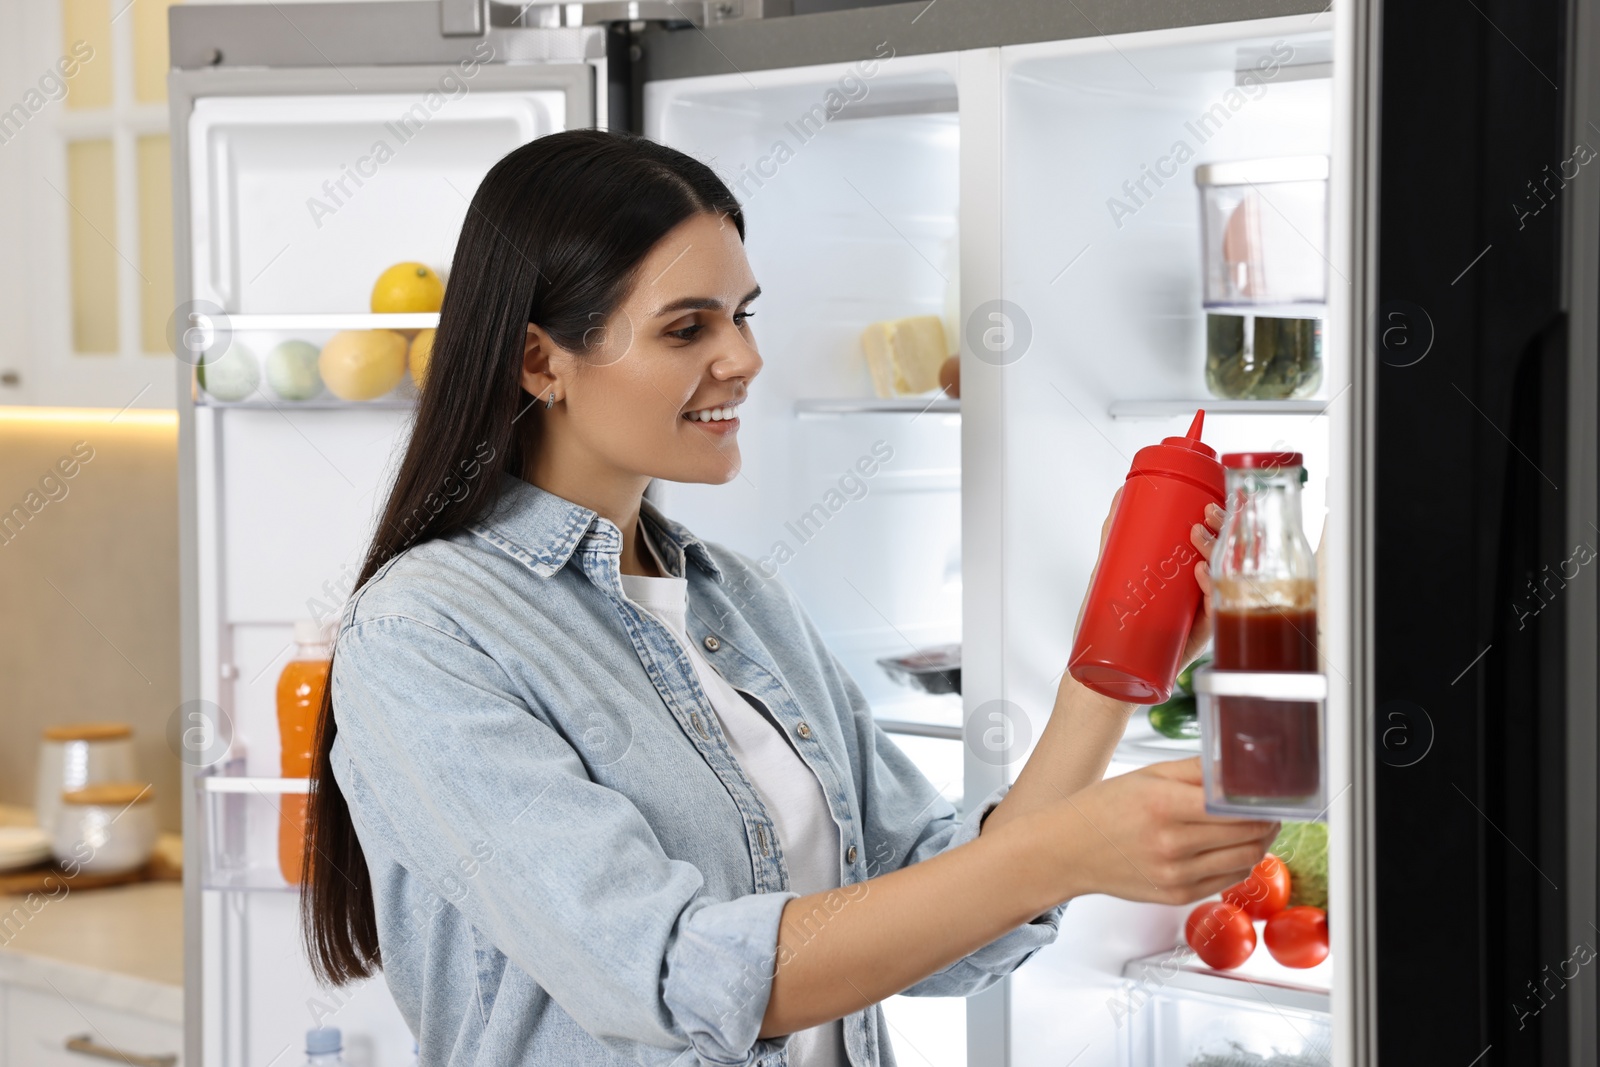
[35,723,137,835]
[52,782,158,876]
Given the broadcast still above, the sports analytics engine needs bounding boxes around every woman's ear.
[521,324,558,402]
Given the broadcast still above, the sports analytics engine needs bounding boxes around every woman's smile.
[682,397,744,434]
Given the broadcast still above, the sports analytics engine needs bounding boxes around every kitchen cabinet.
[0,0,182,410]
[3,985,182,1067]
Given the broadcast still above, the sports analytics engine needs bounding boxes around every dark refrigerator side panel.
[1374,0,1581,1062]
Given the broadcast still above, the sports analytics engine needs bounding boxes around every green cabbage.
[1270,821,1328,910]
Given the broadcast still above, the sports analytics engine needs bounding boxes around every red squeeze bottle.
[1067,410,1225,704]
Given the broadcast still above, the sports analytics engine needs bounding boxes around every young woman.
[303,128,1277,1067]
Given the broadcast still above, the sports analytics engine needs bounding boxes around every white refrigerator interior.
[643,13,1343,1067]
[646,53,970,1065]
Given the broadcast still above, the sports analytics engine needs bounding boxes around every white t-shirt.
[620,521,849,1067]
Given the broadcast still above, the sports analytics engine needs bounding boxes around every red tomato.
[1222,854,1292,921]
[1264,906,1330,968]
[1184,901,1256,970]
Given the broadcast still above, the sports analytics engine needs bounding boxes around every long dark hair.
[302,129,744,984]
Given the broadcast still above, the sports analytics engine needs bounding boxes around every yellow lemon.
[409,329,436,389]
[370,262,444,315]
[319,330,408,401]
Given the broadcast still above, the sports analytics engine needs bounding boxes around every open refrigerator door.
[171,26,600,1066]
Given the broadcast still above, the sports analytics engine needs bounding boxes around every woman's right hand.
[1043,756,1279,907]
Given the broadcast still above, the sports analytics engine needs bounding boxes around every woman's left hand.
[1179,502,1226,669]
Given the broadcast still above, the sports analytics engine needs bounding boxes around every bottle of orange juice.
[277,620,332,885]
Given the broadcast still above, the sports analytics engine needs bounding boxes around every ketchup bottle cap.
[1128,409,1225,501]
[1161,409,1218,459]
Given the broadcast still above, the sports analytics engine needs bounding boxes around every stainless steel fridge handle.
[64,1035,179,1067]
[441,0,486,36]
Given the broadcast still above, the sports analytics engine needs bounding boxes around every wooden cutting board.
[0,836,182,895]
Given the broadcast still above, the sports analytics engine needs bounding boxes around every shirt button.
[796,722,812,739]
[703,635,720,652]
[846,845,858,865]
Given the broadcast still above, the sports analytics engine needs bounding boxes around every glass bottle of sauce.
[1211,453,1320,801]
[277,620,332,885]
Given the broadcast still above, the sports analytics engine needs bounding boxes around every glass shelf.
[795,397,959,417]
[1113,712,1203,768]
[1107,399,1331,420]
[195,773,309,893]
[1122,946,1331,1012]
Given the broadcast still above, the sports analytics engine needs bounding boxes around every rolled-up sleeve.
[780,588,1068,997]
[331,612,794,1066]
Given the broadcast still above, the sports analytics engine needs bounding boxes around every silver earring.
[546,391,556,409]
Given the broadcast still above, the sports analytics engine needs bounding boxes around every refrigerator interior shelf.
[1108,399,1331,420]
[222,312,440,331]
[1122,948,1331,1015]
[1113,712,1203,767]
[795,397,960,417]
[874,718,962,741]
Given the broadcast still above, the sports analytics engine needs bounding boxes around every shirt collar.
[468,472,723,583]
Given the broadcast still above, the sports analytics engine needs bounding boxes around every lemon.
[319,330,408,401]
[370,262,444,315]
[265,340,323,400]
[409,329,435,389]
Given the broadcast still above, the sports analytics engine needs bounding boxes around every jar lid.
[1194,155,1330,187]
[61,782,153,806]
[1223,451,1304,470]
[43,722,133,742]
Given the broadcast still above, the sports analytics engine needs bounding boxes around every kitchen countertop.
[0,805,183,1024]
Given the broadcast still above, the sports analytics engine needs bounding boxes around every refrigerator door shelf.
[195,773,312,893]
[189,325,428,407]
[225,313,440,331]
[1194,670,1330,822]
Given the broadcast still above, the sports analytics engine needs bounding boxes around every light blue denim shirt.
[328,472,1066,1066]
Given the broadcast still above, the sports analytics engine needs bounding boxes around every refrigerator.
[169,1,1599,1065]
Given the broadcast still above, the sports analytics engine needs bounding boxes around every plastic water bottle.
[304,1027,341,1065]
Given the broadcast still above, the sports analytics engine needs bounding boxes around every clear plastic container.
[1199,452,1327,819]
[1121,980,1332,1067]
[1195,156,1329,312]
[1195,157,1329,401]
